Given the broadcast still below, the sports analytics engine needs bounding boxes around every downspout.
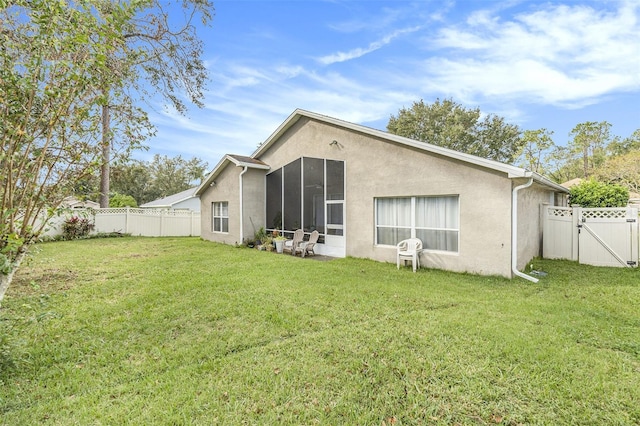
[239,166,249,244]
[512,177,539,283]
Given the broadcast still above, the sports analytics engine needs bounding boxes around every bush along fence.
[41,208,201,239]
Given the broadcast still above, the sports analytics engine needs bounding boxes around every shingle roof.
[140,187,197,208]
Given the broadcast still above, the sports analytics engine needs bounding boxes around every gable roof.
[198,109,568,195]
[140,186,198,208]
[252,109,567,192]
[195,154,270,196]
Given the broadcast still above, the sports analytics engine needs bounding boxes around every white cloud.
[426,1,640,106]
[317,26,422,65]
[143,1,640,166]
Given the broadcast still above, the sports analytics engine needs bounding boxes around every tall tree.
[387,98,523,163]
[147,154,208,201]
[607,128,640,157]
[568,121,611,178]
[97,0,213,207]
[0,0,145,303]
[111,160,153,205]
[518,129,556,174]
[594,151,640,194]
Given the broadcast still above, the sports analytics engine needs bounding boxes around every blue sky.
[142,0,640,169]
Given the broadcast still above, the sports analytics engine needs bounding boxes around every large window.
[212,201,229,233]
[376,196,459,252]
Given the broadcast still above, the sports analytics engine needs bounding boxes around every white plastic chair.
[396,238,423,272]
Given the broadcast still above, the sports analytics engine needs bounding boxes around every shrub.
[109,193,138,208]
[62,216,95,240]
[569,179,629,207]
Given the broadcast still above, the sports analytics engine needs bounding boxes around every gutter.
[239,166,249,244]
[512,177,539,283]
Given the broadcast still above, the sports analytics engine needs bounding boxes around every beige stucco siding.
[516,181,554,271]
[200,163,242,246]
[257,117,516,277]
[241,169,267,242]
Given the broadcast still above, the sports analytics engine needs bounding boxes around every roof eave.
[195,155,271,196]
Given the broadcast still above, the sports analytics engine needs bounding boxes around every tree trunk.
[0,249,28,308]
[99,102,111,208]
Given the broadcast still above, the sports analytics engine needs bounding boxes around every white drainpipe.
[512,177,539,283]
[239,166,249,243]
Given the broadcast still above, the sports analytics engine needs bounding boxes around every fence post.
[630,207,639,265]
[125,206,130,234]
[571,206,580,261]
[540,203,549,257]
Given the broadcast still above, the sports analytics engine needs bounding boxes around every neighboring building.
[61,196,100,209]
[140,187,200,212]
[196,109,568,279]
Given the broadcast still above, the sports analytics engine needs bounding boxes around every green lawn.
[1,237,639,425]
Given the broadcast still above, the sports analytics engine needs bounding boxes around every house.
[140,187,200,212]
[196,109,568,279]
[61,196,100,209]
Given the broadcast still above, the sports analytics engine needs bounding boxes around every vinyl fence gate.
[543,206,639,267]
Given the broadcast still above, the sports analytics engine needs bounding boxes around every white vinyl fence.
[95,208,200,237]
[543,205,638,267]
[42,208,201,238]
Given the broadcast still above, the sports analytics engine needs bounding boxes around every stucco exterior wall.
[241,169,267,242]
[257,117,516,277]
[516,181,554,270]
[200,163,241,246]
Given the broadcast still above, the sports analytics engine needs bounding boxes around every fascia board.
[195,155,270,196]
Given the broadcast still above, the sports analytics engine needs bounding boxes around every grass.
[1,237,639,425]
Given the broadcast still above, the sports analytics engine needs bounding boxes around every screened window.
[265,157,344,237]
[283,159,302,231]
[375,196,459,252]
[303,157,325,233]
[212,201,229,233]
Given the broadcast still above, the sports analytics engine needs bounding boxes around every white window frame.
[375,195,459,253]
[212,201,229,233]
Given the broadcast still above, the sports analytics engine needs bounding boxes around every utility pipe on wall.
[512,177,539,283]
[239,166,249,244]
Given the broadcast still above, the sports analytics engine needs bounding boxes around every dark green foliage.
[387,98,523,163]
[569,179,629,207]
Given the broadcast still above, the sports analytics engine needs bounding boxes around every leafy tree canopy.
[1,0,138,302]
[0,0,212,303]
[387,98,524,164]
[109,193,138,208]
[518,128,556,174]
[593,151,640,194]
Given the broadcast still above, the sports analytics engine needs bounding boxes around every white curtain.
[376,198,411,245]
[415,196,458,251]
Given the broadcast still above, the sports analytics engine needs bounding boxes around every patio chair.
[283,229,304,255]
[295,230,319,258]
[396,238,423,272]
